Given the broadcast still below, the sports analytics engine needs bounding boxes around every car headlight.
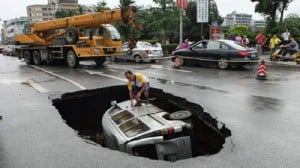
[94,48,101,55]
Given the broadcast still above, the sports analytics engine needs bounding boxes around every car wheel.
[150,60,156,63]
[134,55,142,63]
[33,50,42,65]
[23,51,33,65]
[218,58,229,70]
[95,57,106,66]
[66,50,79,68]
[169,110,192,120]
[274,57,280,62]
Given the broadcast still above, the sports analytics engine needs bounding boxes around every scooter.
[271,45,300,64]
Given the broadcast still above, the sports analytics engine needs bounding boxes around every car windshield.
[224,40,247,50]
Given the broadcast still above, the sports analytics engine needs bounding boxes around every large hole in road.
[51,85,231,161]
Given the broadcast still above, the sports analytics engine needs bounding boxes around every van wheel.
[66,50,79,68]
[24,51,33,65]
[134,55,142,63]
[33,50,42,65]
[169,110,192,120]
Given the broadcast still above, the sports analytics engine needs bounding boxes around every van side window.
[119,118,149,137]
[111,110,134,125]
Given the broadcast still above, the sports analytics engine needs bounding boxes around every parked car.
[116,41,163,63]
[171,39,259,69]
[2,45,17,56]
[102,100,194,162]
[0,45,4,53]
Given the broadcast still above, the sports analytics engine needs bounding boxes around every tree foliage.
[250,0,294,34]
[185,0,223,41]
[93,0,110,12]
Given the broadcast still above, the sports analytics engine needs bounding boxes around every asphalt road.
[1,54,300,168]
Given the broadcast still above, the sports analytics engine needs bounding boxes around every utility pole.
[179,9,183,45]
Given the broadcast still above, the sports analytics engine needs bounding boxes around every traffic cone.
[256,60,267,80]
[173,56,181,69]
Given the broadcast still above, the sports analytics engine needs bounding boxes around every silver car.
[102,100,193,162]
[118,41,163,63]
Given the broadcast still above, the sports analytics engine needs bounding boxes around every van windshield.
[105,26,121,41]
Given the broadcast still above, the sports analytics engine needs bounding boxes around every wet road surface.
[1,54,300,167]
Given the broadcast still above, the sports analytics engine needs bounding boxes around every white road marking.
[30,65,86,90]
[144,71,167,76]
[151,65,192,73]
[0,79,24,85]
[26,80,48,93]
[84,70,127,82]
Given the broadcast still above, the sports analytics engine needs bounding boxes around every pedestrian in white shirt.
[281,28,290,45]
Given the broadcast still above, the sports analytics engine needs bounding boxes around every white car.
[117,41,163,63]
[102,100,193,162]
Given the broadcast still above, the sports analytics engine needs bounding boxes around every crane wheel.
[24,51,33,65]
[33,50,42,65]
[65,26,78,44]
[66,50,79,68]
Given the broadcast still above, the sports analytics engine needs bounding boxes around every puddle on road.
[250,95,282,112]
[51,85,231,161]
[153,77,229,94]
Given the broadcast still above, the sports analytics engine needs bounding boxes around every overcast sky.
[0,0,299,21]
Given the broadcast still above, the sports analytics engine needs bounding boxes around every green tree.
[185,0,223,41]
[93,0,110,12]
[276,14,300,42]
[227,25,256,44]
[250,0,294,33]
[114,0,136,41]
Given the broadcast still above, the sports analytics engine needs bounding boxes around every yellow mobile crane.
[14,6,140,68]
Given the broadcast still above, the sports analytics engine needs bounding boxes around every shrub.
[162,44,178,54]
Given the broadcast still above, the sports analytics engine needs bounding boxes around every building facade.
[28,1,78,23]
[223,11,252,27]
[2,17,29,44]
[27,0,93,23]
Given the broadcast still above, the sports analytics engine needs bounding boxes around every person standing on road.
[255,32,267,55]
[281,28,291,45]
[235,34,242,43]
[125,70,150,107]
[241,35,249,47]
[269,34,281,55]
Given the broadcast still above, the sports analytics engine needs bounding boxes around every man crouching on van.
[125,70,150,107]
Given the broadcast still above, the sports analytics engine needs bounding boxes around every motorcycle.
[271,45,300,64]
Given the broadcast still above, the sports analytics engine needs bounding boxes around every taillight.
[145,50,151,54]
[238,51,250,57]
[160,127,175,135]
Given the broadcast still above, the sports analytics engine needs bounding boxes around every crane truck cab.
[13,6,140,68]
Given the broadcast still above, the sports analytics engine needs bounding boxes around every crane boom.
[31,7,140,33]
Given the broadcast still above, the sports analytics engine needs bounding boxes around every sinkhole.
[51,85,231,162]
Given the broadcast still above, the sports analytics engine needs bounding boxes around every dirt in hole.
[51,85,231,160]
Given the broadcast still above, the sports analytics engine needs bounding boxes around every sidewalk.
[259,54,300,67]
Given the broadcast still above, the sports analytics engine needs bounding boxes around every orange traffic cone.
[256,60,267,80]
[173,56,181,69]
